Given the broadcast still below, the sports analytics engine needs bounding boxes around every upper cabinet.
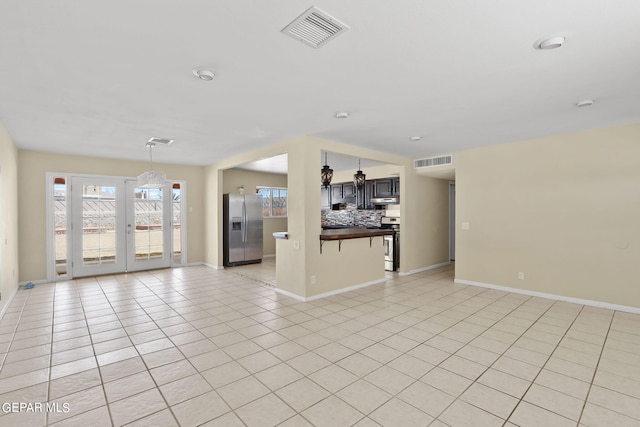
[342,183,355,198]
[374,179,394,197]
[321,186,331,210]
[330,184,343,201]
[364,181,375,209]
[322,177,399,210]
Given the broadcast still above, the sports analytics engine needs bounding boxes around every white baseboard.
[455,278,640,315]
[182,262,205,267]
[0,284,20,321]
[263,254,276,258]
[399,261,451,277]
[275,278,387,302]
[203,263,224,270]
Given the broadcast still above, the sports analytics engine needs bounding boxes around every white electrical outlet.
[311,275,316,285]
[461,222,470,230]
[293,240,300,250]
[518,272,525,280]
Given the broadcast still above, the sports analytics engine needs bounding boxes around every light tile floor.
[0,261,639,426]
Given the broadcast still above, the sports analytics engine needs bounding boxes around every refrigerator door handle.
[242,201,247,242]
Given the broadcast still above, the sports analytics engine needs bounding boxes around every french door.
[70,177,171,277]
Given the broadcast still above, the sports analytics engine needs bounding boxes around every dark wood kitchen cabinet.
[330,184,343,201]
[342,183,355,198]
[364,181,375,209]
[374,179,394,197]
[324,178,398,210]
[321,186,331,210]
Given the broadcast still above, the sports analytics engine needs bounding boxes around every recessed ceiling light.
[534,36,565,50]
[335,112,350,119]
[192,68,215,80]
[410,136,422,141]
[576,99,594,108]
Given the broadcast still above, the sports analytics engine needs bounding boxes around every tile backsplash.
[321,203,384,228]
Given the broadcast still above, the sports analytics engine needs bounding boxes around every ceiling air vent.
[414,155,453,169]
[148,137,174,145]
[281,6,349,49]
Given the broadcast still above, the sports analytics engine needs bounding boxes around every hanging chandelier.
[321,152,333,188]
[353,159,366,188]
[137,142,166,188]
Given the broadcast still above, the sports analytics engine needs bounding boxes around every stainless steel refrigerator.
[223,193,263,266]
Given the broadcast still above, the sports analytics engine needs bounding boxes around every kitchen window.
[257,187,287,218]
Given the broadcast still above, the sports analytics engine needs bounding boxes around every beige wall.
[402,174,450,274]
[222,169,288,256]
[0,124,19,314]
[17,151,205,281]
[310,236,386,297]
[455,122,640,308]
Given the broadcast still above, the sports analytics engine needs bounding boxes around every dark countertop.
[320,227,394,241]
[321,225,354,230]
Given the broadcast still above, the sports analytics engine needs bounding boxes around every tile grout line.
[72,278,116,427]
[501,303,601,425]
[575,309,615,426]
[46,283,60,426]
[0,289,31,372]
[96,273,184,427]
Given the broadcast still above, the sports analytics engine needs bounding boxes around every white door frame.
[46,173,181,280]
[449,181,456,261]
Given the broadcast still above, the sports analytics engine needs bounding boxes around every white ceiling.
[2,1,639,167]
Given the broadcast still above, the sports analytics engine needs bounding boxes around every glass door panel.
[172,183,183,265]
[53,177,69,277]
[126,182,171,271]
[71,178,126,277]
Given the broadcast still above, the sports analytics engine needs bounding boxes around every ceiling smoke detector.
[410,136,422,141]
[192,68,215,80]
[281,6,350,49]
[534,36,565,50]
[335,112,350,119]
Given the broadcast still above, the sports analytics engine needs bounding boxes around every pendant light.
[137,142,166,188]
[321,152,333,188]
[353,159,366,188]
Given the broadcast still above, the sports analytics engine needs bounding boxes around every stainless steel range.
[381,216,400,271]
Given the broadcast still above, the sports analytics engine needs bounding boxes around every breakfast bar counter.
[319,227,394,253]
[320,227,395,240]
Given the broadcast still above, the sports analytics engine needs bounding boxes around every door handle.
[242,202,247,242]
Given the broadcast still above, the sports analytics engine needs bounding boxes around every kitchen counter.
[319,227,394,255]
[320,227,394,241]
